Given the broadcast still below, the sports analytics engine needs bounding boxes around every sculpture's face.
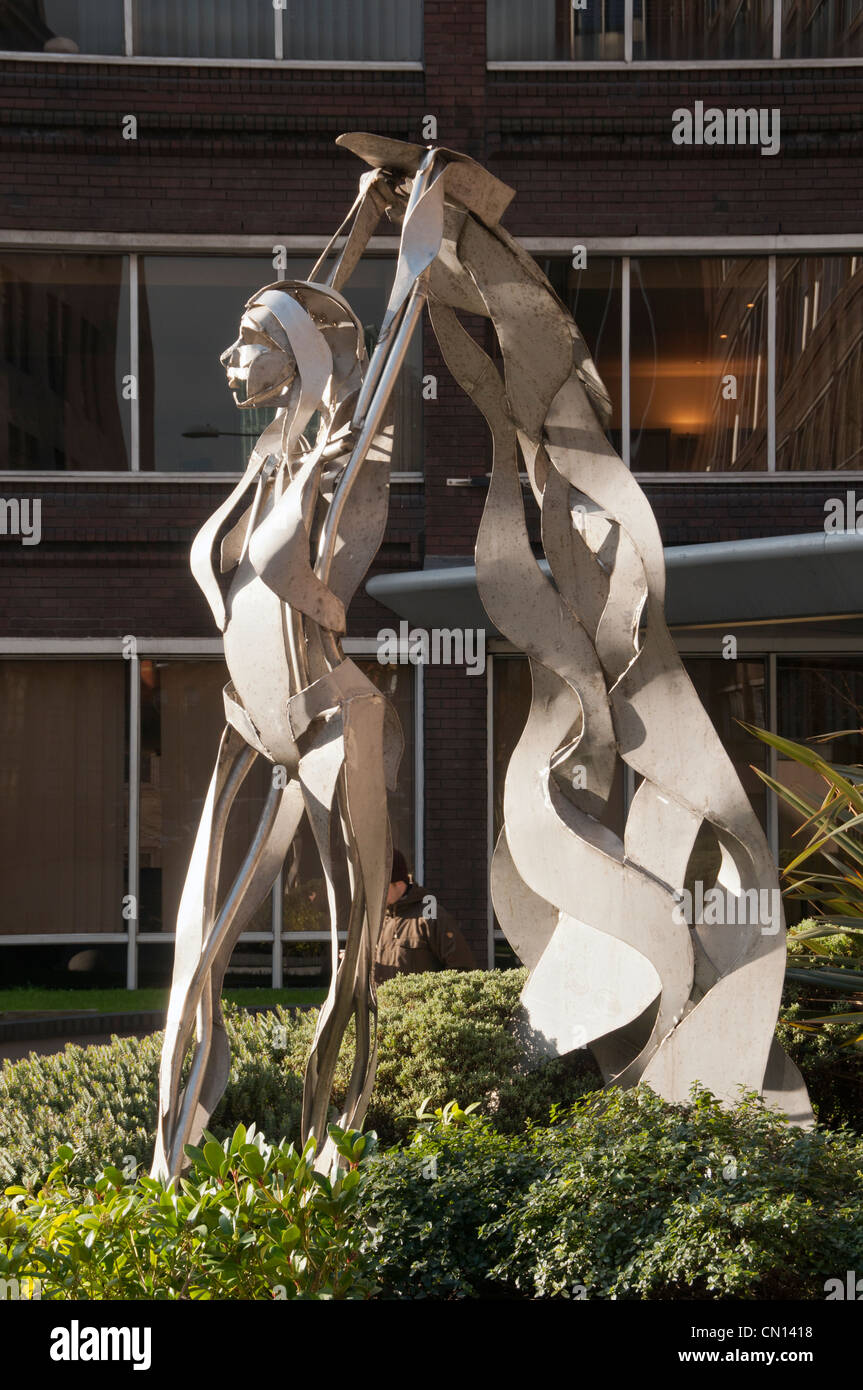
[221,309,297,409]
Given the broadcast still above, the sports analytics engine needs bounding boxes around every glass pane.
[782,0,863,57]
[134,0,275,58]
[776,657,863,922]
[139,659,272,935]
[0,661,126,935]
[635,0,774,59]
[630,257,768,472]
[0,252,130,470]
[776,256,863,471]
[546,255,623,451]
[139,254,422,473]
[0,0,125,54]
[487,0,626,61]
[283,0,423,60]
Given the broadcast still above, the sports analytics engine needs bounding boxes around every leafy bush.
[0,1124,374,1300]
[777,1000,863,1132]
[0,970,600,1189]
[0,1013,305,1192]
[361,1086,863,1300]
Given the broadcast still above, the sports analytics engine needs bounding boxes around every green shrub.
[361,1086,863,1301]
[0,970,600,1189]
[0,1124,374,1300]
[0,1012,306,1192]
[777,999,863,1132]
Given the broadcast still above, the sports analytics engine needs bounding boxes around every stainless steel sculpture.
[153,134,810,1181]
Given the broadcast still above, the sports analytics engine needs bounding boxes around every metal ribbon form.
[153,135,810,1182]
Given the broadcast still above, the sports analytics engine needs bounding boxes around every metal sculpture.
[153,135,810,1181]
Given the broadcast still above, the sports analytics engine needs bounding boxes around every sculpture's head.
[221,281,367,440]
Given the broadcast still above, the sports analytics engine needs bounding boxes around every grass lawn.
[0,987,326,1015]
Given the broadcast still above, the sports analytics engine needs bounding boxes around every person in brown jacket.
[373,849,476,984]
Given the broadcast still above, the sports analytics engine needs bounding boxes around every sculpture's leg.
[152,725,255,1179]
[165,776,306,1174]
[296,692,389,1172]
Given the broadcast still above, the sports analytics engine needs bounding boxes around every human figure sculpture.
[153,134,810,1184]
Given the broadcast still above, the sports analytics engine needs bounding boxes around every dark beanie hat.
[390,848,410,884]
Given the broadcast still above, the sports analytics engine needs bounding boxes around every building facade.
[2,0,863,988]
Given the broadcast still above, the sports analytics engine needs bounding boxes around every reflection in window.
[776,257,863,471]
[139,255,422,473]
[547,256,623,450]
[0,253,130,470]
[783,0,863,57]
[0,661,126,934]
[0,0,124,54]
[630,257,768,472]
[283,0,422,61]
[634,0,773,59]
[776,658,863,921]
[134,0,274,59]
[487,0,626,60]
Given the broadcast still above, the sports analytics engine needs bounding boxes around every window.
[0,660,127,934]
[630,257,768,472]
[487,0,626,61]
[0,1,125,55]
[0,0,423,60]
[134,1,274,59]
[547,256,623,452]
[139,254,422,473]
[0,250,421,473]
[775,656,863,921]
[782,0,863,57]
[776,256,863,471]
[0,652,415,987]
[489,0,863,60]
[281,0,423,61]
[0,252,130,470]
[634,0,774,60]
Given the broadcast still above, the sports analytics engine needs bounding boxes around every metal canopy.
[367,529,863,633]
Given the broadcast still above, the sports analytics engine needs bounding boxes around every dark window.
[777,257,863,471]
[630,257,768,472]
[487,0,626,60]
[782,0,863,57]
[0,252,129,471]
[133,0,275,59]
[634,0,774,59]
[139,255,422,473]
[0,0,124,54]
[282,0,423,60]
